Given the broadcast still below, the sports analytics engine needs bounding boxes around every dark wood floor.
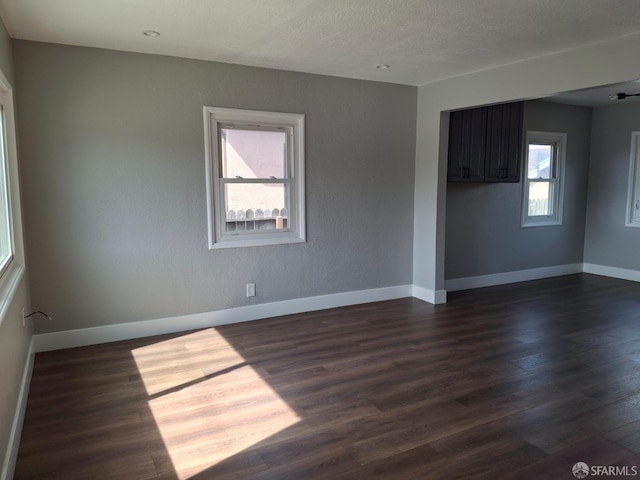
[14,274,640,479]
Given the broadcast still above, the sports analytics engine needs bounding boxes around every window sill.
[0,262,25,328]
[210,236,305,249]
[521,221,562,228]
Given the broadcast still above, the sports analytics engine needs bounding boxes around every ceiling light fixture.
[376,64,390,69]
[142,30,160,37]
[609,92,640,101]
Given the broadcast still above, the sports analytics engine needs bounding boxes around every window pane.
[527,144,552,179]
[528,181,552,217]
[220,127,287,179]
[223,183,289,232]
[0,107,12,272]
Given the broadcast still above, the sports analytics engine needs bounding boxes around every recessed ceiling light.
[376,64,390,69]
[142,30,160,37]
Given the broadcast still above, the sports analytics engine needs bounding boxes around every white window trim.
[521,131,566,228]
[625,131,640,228]
[203,106,306,249]
[0,69,27,328]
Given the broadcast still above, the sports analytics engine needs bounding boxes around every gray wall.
[0,19,32,476]
[584,102,640,270]
[13,40,417,334]
[445,100,592,280]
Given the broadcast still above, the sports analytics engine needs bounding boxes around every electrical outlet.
[246,283,256,297]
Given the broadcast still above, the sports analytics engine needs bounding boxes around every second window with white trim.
[522,131,566,227]
[204,107,306,249]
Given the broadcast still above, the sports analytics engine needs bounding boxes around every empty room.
[2,1,640,479]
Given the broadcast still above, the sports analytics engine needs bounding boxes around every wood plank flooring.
[14,273,640,479]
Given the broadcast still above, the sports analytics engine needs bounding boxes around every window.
[626,131,640,228]
[0,71,25,325]
[204,107,305,248]
[0,103,13,276]
[522,131,566,227]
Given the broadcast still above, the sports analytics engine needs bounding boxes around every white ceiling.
[2,0,640,87]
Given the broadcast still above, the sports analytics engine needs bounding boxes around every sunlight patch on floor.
[132,328,300,479]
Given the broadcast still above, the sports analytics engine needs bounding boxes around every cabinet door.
[485,102,523,183]
[447,107,486,182]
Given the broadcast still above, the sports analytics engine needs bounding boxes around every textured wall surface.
[584,102,640,270]
[13,40,417,334]
[445,100,592,280]
[0,18,32,476]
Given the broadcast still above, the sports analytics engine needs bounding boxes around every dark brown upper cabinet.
[447,101,523,183]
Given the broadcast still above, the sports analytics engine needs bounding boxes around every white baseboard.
[2,337,34,480]
[583,263,640,282]
[34,285,414,352]
[34,263,639,354]
[412,285,447,304]
[445,263,584,292]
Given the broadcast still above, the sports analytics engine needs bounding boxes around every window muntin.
[204,107,305,248]
[0,104,13,276]
[522,132,566,227]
